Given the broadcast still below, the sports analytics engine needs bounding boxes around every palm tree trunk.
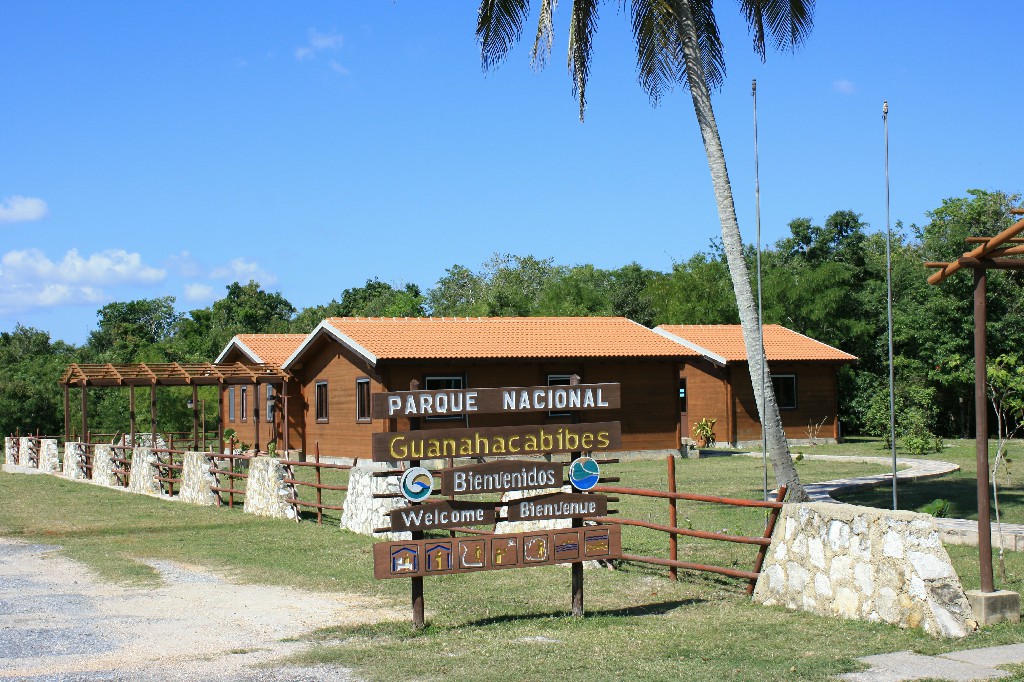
[676,0,806,501]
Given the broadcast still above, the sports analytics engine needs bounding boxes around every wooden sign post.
[371,376,622,626]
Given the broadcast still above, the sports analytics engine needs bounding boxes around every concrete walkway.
[840,643,1024,681]
[738,451,1024,551]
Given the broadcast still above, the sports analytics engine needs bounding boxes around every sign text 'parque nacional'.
[373,525,622,579]
[371,422,621,462]
[371,383,620,419]
[440,460,563,496]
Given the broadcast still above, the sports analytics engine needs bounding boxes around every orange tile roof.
[656,324,857,363]
[228,334,307,365]
[294,317,698,364]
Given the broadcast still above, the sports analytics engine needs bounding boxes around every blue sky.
[2,2,1022,345]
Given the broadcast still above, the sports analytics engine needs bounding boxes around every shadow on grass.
[462,598,706,627]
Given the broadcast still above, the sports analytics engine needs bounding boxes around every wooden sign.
[440,460,563,496]
[371,383,620,419]
[372,421,621,462]
[373,525,622,579]
[389,500,497,532]
[505,492,607,522]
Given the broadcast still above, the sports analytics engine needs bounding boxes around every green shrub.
[691,418,716,448]
[921,498,950,518]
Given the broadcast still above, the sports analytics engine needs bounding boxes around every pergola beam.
[927,216,1024,284]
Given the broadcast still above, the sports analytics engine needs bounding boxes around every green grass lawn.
[2,450,1024,681]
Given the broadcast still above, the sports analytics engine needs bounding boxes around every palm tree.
[477,0,814,500]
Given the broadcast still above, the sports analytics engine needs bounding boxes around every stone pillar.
[178,452,219,506]
[753,502,977,638]
[63,442,88,479]
[340,462,410,540]
[20,437,37,467]
[242,456,298,520]
[3,437,17,465]
[127,447,163,496]
[38,439,60,474]
[91,444,118,487]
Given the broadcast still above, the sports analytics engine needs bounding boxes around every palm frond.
[630,0,681,107]
[686,0,725,90]
[739,0,815,60]
[629,0,724,102]
[567,0,600,121]
[478,0,532,71]
[531,0,558,72]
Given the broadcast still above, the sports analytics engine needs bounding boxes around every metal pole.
[975,268,994,592]
[753,79,768,501]
[884,100,898,510]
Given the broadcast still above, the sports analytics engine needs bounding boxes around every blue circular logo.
[568,457,600,491]
[400,467,434,502]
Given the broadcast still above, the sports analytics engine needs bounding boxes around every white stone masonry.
[753,502,976,638]
[38,439,60,474]
[127,447,163,496]
[62,442,88,479]
[340,463,409,540]
[243,456,298,520]
[178,452,219,506]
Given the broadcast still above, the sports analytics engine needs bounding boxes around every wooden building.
[227,317,699,459]
[215,334,306,451]
[655,324,857,447]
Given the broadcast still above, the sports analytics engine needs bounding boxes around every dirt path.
[0,539,399,681]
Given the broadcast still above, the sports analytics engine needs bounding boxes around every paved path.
[738,452,1024,551]
[840,643,1024,681]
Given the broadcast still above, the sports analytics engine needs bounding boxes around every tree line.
[3,189,1021,447]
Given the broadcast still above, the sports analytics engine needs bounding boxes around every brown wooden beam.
[958,257,1024,270]
[191,385,199,450]
[966,237,1024,244]
[928,216,1024,284]
[63,384,70,443]
[150,384,157,442]
[80,383,88,444]
[129,385,136,446]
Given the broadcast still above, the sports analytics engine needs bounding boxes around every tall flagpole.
[753,79,768,501]
[884,100,898,510]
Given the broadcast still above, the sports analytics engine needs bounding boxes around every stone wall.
[91,444,118,487]
[243,456,298,520]
[178,452,219,506]
[127,447,163,496]
[38,439,60,474]
[20,437,37,467]
[340,463,409,540]
[63,442,88,479]
[3,437,17,465]
[753,502,976,638]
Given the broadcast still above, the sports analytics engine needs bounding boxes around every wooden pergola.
[925,207,1024,594]
[59,361,292,453]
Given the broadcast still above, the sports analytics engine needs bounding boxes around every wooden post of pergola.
[129,385,136,446]
[191,384,199,450]
[282,381,290,454]
[80,382,88,443]
[150,384,157,443]
[63,384,70,443]
[926,208,1024,624]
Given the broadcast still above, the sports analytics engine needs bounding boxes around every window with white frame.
[356,378,371,423]
[265,384,275,423]
[240,386,248,422]
[228,387,236,422]
[315,381,329,423]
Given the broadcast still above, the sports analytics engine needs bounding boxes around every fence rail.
[280,444,351,524]
[152,448,185,496]
[589,456,786,593]
[209,450,251,508]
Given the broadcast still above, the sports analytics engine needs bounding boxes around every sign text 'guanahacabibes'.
[371,422,621,462]
[373,525,622,579]
[371,383,620,419]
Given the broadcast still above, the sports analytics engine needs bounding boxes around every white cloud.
[166,250,203,277]
[209,257,277,285]
[295,28,344,60]
[184,282,215,302]
[0,196,49,224]
[833,79,857,95]
[0,247,165,313]
[329,60,350,75]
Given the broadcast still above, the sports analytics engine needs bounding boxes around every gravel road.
[0,539,397,681]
